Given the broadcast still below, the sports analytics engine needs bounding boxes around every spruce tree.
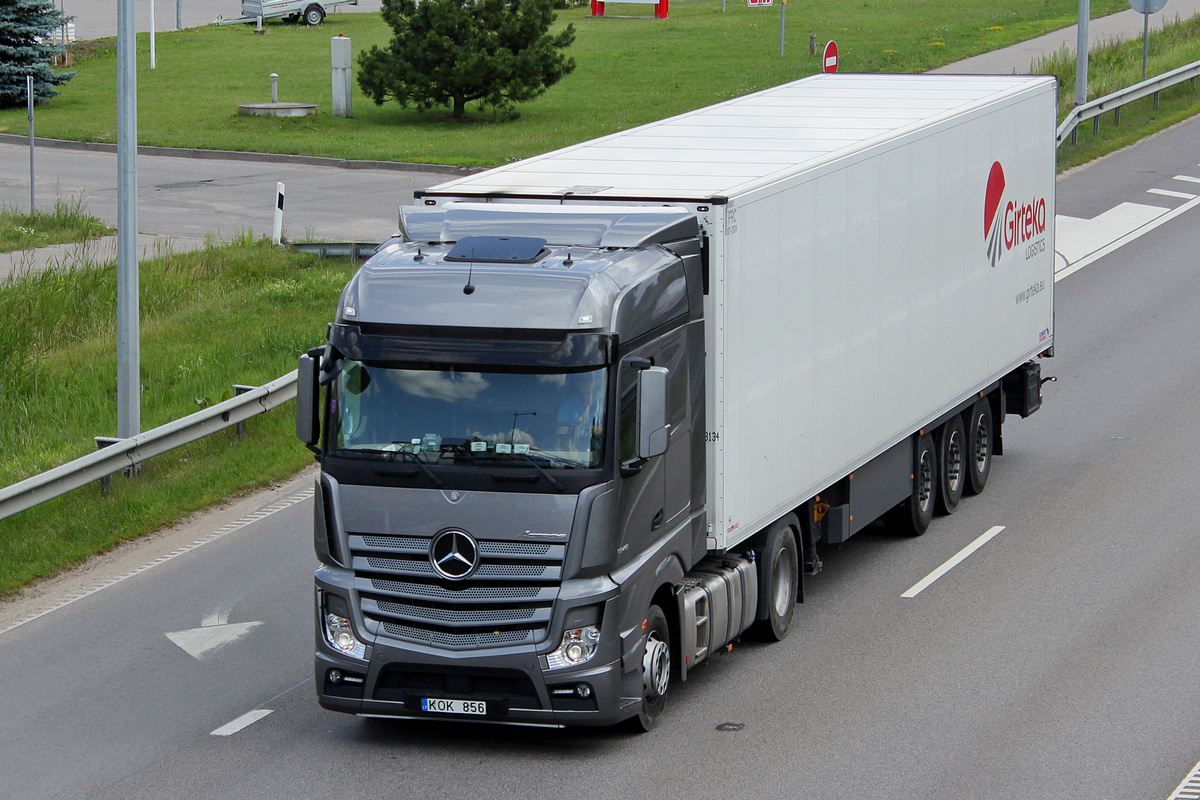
[358,0,575,120]
[0,0,74,108]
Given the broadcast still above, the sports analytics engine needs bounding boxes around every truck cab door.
[614,352,669,567]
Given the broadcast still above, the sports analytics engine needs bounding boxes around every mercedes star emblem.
[429,529,480,580]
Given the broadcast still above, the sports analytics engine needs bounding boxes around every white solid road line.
[0,488,313,638]
[902,526,1006,598]
[211,709,273,737]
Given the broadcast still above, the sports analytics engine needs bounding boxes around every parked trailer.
[216,0,356,26]
[296,73,1056,730]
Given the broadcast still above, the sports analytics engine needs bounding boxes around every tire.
[936,416,966,515]
[303,4,325,24]
[750,519,799,642]
[630,605,671,732]
[964,399,993,496]
[892,431,937,536]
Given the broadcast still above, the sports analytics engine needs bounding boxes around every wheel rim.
[771,547,796,618]
[973,415,990,473]
[642,630,670,701]
[917,449,934,514]
[946,429,963,493]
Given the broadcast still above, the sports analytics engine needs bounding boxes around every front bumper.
[314,569,641,727]
[316,644,638,727]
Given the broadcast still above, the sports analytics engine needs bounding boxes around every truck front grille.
[350,532,564,651]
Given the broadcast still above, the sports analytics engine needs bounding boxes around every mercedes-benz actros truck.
[296,73,1056,730]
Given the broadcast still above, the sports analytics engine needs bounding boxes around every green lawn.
[1043,13,1200,170]
[0,0,1132,167]
[0,239,353,597]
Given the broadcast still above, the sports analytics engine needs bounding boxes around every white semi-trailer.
[296,74,1056,730]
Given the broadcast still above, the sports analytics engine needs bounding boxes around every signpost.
[26,76,34,212]
[1129,0,1169,80]
[779,0,785,58]
[823,40,839,73]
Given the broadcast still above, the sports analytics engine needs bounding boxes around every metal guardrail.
[0,370,298,522]
[1058,59,1200,146]
[288,241,380,260]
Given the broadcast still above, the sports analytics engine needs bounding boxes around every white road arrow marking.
[166,620,262,659]
[1054,202,1168,281]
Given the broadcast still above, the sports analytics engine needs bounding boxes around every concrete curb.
[0,133,475,176]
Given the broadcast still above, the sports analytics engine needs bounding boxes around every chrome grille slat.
[351,534,563,561]
[356,555,559,581]
[363,598,552,628]
[350,533,563,651]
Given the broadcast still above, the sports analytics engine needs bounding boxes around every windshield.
[329,361,607,469]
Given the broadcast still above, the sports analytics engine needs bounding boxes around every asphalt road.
[0,142,460,243]
[4,118,1200,799]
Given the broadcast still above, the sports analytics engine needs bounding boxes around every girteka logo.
[984,161,1047,267]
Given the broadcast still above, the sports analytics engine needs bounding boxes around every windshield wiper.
[523,447,588,469]
[387,447,445,488]
[490,452,565,492]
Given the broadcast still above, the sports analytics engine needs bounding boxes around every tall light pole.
[117,0,140,440]
[1075,0,1089,107]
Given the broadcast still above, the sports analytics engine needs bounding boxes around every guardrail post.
[1071,126,1078,145]
[1153,90,1160,110]
[94,437,120,493]
[1114,106,1121,126]
[233,385,255,439]
[1093,116,1099,135]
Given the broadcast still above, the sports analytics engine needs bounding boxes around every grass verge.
[1046,13,1200,171]
[0,197,113,252]
[0,238,353,598]
[0,0,1130,167]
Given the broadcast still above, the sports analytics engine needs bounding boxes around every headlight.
[322,594,367,660]
[546,625,601,669]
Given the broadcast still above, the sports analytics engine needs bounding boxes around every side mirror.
[637,366,671,460]
[296,352,321,450]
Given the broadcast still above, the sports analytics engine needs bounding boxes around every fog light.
[547,625,601,669]
[575,684,592,698]
[329,669,344,685]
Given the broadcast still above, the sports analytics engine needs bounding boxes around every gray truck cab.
[297,203,710,728]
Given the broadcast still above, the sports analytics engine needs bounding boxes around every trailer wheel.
[751,518,799,641]
[303,4,325,24]
[936,416,966,515]
[630,605,671,732]
[892,431,937,536]
[964,399,993,496]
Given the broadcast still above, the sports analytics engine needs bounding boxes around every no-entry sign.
[823,40,839,73]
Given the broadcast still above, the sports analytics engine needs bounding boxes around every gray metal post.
[1142,11,1150,80]
[117,0,140,440]
[271,72,279,103]
[177,0,182,30]
[150,0,156,69]
[331,35,352,117]
[1075,0,1089,107]
[94,437,120,493]
[779,0,785,58]
[26,75,34,212]
[233,385,255,439]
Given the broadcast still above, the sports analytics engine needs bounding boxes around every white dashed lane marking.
[901,526,1006,598]
[210,709,273,737]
